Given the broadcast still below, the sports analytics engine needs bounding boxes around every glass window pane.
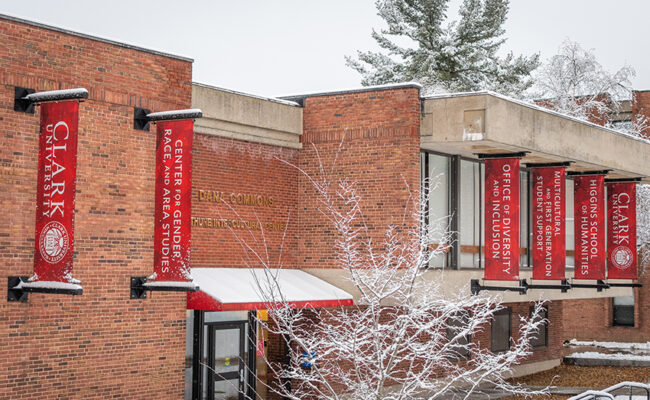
[427,153,449,268]
[491,308,511,352]
[566,179,575,269]
[460,160,481,268]
[520,170,529,268]
[446,312,471,361]
[530,307,548,349]
[613,296,634,327]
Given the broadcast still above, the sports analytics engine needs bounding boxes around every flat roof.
[421,91,650,181]
[279,82,422,104]
[0,13,193,63]
[193,82,301,107]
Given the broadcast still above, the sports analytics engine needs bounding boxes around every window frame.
[420,151,533,270]
[445,311,472,361]
[529,306,548,350]
[490,307,512,353]
[612,296,635,327]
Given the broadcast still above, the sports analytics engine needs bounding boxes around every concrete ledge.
[303,268,633,303]
[421,92,650,181]
[192,83,302,149]
[509,358,561,378]
[564,356,650,367]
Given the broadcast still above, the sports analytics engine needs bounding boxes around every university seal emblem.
[611,245,633,270]
[39,221,69,263]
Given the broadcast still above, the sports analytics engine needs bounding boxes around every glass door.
[207,322,246,400]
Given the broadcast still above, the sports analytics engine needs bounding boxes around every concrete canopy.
[421,91,650,182]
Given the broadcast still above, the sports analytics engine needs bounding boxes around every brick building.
[2,14,650,400]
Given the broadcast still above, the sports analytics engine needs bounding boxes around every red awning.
[186,268,354,311]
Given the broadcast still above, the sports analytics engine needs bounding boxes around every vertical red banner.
[607,182,637,279]
[531,167,566,280]
[573,175,606,280]
[33,101,80,283]
[484,158,520,281]
[153,119,193,281]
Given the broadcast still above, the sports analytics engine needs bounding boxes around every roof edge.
[278,81,422,103]
[193,82,301,107]
[424,91,650,146]
[0,13,193,63]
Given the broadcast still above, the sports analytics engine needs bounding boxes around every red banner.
[33,101,79,282]
[153,119,193,281]
[607,182,637,279]
[484,158,520,281]
[531,167,566,280]
[573,175,606,280]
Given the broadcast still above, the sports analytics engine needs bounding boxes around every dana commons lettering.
[197,189,274,207]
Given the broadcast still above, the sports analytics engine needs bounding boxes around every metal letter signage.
[607,182,637,279]
[33,100,80,284]
[153,118,194,282]
[531,167,566,280]
[484,158,520,281]
[573,175,606,280]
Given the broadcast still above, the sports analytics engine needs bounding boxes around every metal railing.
[568,382,650,400]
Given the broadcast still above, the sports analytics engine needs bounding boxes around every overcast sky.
[3,1,649,97]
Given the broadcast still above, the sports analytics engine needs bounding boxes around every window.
[530,306,548,349]
[459,160,483,268]
[520,169,529,269]
[446,311,471,361]
[491,308,511,352]
[420,152,532,270]
[565,178,575,269]
[420,152,450,268]
[612,296,634,327]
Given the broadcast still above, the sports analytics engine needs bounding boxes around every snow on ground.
[566,351,650,361]
[566,339,650,351]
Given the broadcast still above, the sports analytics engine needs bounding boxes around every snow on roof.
[147,108,203,121]
[26,88,88,103]
[192,82,301,107]
[142,280,198,289]
[278,81,423,102]
[424,90,650,146]
[16,280,83,291]
[189,268,353,310]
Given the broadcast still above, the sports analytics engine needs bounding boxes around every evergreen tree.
[346,0,539,96]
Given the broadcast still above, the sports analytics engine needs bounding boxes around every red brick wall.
[297,87,422,269]
[561,260,650,343]
[470,301,564,367]
[190,135,299,269]
[0,17,192,399]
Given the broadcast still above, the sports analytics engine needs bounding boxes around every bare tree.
[228,146,548,400]
[638,184,650,268]
[531,39,648,136]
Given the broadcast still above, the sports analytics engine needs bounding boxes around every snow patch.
[566,339,650,351]
[147,108,202,121]
[142,280,198,289]
[566,351,650,361]
[26,88,88,102]
[16,281,83,291]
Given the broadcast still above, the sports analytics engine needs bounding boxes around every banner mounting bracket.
[470,279,527,295]
[520,279,571,292]
[569,280,610,291]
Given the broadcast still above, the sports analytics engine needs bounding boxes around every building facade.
[2,14,649,400]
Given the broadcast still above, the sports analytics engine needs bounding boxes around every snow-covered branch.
[222,146,548,399]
